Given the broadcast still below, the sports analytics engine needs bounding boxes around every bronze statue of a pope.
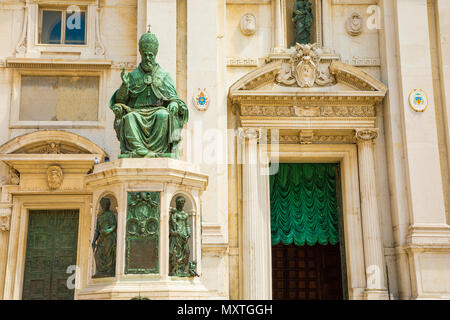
[109,31,188,159]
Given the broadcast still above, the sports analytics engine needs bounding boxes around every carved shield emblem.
[295,58,316,88]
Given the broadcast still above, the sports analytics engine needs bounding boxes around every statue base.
[77,158,220,300]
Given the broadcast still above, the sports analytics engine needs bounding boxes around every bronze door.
[272,243,343,300]
[22,210,79,300]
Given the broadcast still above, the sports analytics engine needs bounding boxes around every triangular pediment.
[229,45,387,107]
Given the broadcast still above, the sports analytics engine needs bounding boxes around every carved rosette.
[355,129,379,143]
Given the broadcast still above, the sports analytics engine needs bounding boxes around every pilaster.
[239,128,271,300]
[355,129,389,300]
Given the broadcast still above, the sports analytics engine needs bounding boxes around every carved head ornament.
[47,165,63,190]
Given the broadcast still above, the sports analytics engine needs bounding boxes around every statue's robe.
[94,210,117,276]
[109,63,188,157]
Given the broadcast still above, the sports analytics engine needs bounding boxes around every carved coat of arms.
[276,43,335,88]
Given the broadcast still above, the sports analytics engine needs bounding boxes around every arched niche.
[169,191,199,277]
[91,193,119,279]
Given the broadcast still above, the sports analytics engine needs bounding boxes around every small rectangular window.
[40,9,86,45]
[65,11,86,45]
[41,10,62,44]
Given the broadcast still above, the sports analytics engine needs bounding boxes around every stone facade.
[0,0,448,300]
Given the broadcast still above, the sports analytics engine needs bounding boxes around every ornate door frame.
[2,194,91,300]
[229,45,389,300]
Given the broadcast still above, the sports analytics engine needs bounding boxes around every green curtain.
[270,163,339,246]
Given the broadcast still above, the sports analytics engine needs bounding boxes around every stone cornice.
[6,58,112,69]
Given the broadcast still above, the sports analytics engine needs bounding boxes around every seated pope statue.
[109,31,188,158]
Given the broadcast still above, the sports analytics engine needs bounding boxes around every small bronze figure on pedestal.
[92,198,117,278]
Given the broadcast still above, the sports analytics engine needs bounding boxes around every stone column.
[273,0,286,52]
[240,128,271,300]
[355,129,388,300]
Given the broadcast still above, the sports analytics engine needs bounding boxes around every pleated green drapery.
[270,163,339,246]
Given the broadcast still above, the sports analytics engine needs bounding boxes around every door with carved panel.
[22,210,79,300]
[272,243,343,300]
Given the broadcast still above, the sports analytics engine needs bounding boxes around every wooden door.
[22,210,79,300]
[272,243,343,300]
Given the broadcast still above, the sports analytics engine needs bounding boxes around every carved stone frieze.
[276,43,336,88]
[279,133,356,145]
[240,105,376,118]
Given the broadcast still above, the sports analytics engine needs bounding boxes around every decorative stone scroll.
[276,43,336,88]
[355,129,379,142]
[125,192,160,274]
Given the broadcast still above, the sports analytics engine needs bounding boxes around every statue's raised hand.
[121,67,130,87]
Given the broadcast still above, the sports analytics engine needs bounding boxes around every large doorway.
[22,210,79,300]
[270,163,346,300]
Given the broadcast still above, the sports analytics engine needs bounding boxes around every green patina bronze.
[110,31,188,159]
[292,0,313,45]
[169,196,197,277]
[92,198,117,278]
[125,192,160,274]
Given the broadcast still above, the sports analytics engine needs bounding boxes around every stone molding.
[6,58,112,69]
[0,130,106,156]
